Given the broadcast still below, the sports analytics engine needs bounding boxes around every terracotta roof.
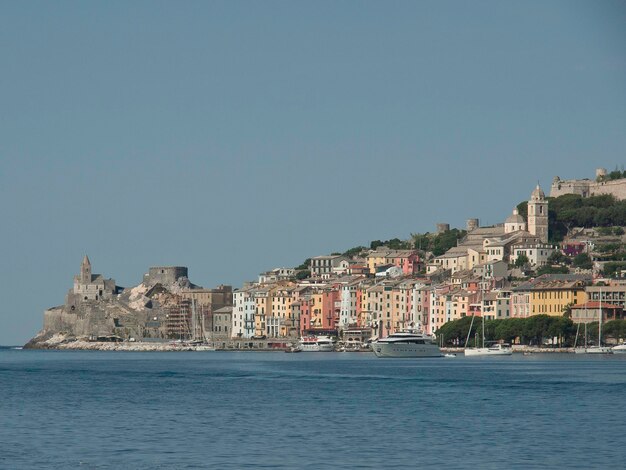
[572,302,622,310]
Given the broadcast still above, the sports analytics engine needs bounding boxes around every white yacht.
[298,335,335,352]
[464,343,513,356]
[575,345,613,354]
[371,330,442,358]
[612,344,626,354]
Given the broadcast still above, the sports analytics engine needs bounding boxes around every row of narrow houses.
[225,184,626,340]
[123,183,625,342]
[225,271,626,340]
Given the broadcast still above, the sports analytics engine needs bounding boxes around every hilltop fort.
[26,257,232,348]
[551,167,626,200]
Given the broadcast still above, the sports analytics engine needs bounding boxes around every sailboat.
[574,319,589,354]
[575,290,612,355]
[190,299,216,351]
[464,283,512,356]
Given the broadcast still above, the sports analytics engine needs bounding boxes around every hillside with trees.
[517,194,626,243]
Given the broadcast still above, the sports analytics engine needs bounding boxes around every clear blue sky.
[1,1,625,344]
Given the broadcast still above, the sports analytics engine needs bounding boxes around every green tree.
[604,320,626,341]
[295,270,309,280]
[295,258,311,270]
[412,233,431,251]
[516,201,528,222]
[432,229,466,256]
[514,254,529,268]
[370,240,384,250]
[343,246,367,258]
[436,316,475,346]
[603,262,626,277]
[548,251,571,265]
[572,253,593,269]
[435,315,581,347]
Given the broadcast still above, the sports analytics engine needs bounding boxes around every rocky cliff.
[25,272,197,349]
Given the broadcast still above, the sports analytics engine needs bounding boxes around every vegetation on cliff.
[597,169,626,182]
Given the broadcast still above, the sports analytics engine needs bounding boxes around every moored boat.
[575,293,613,355]
[612,344,626,354]
[298,335,335,352]
[371,329,442,358]
[575,346,613,354]
[464,343,512,356]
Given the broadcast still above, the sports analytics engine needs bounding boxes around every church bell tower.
[527,185,549,243]
[80,255,92,283]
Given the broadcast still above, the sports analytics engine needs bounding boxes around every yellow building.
[389,280,416,333]
[364,284,384,334]
[514,275,589,317]
[253,286,276,336]
[270,285,296,337]
[444,290,473,322]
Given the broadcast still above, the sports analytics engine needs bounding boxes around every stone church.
[66,255,118,307]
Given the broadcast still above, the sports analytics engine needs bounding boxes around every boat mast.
[598,287,602,348]
[464,313,475,348]
[481,277,485,348]
[482,315,485,348]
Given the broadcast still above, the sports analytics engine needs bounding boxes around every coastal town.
[27,168,626,351]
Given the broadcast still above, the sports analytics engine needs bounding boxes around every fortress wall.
[550,178,626,200]
[550,180,592,198]
[589,179,626,200]
[44,306,116,337]
[143,266,188,285]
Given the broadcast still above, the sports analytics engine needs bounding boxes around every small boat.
[298,336,335,352]
[465,343,513,356]
[285,346,302,353]
[612,344,626,354]
[575,346,613,354]
[444,353,456,358]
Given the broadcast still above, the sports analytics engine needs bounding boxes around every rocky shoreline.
[25,333,576,353]
[24,332,290,352]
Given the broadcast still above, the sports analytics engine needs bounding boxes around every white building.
[510,243,555,267]
[232,288,256,339]
[310,255,349,278]
[339,280,360,328]
[258,267,295,284]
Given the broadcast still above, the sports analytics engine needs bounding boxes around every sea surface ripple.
[1,349,625,469]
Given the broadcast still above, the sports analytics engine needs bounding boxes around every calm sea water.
[1,349,625,469]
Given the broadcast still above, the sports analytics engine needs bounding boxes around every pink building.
[298,298,311,335]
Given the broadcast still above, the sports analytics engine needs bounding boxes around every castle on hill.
[550,168,626,200]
